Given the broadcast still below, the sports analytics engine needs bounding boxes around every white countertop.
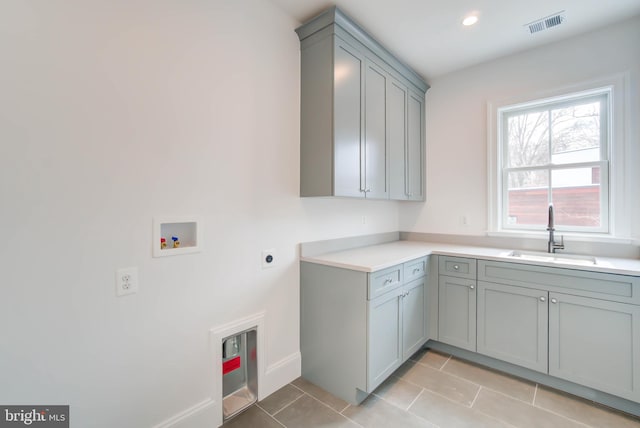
[300,240,640,276]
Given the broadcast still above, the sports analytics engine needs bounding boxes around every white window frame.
[487,74,632,242]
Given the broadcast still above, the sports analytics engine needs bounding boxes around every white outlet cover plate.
[116,267,139,296]
[262,249,277,269]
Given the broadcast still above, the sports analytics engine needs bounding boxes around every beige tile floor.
[223,348,640,428]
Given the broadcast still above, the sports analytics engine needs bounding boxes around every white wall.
[0,1,400,427]
[401,16,640,241]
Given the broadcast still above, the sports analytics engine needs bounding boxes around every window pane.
[507,111,549,168]
[551,167,601,227]
[551,101,601,164]
[506,170,549,226]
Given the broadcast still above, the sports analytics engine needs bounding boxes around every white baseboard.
[261,351,302,399]
[151,398,217,428]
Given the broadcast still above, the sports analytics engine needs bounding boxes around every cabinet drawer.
[478,260,640,305]
[404,257,428,282]
[439,256,477,280]
[368,264,403,300]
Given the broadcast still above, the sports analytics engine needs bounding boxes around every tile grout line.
[269,390,305,418]
[370,374,425,412]
[399,364,541,410]
[439,354,453,372]
[338,403,352,415]
[405,387,425,411]
[337,403,367,428]
[477,386,594,428]
[255,403,287,427]
[532,383,538,406]
[296,389,364,426]
[402,378,478,409]
[433,362,538,406]
[290,381,350,414]
[469,385,482,408]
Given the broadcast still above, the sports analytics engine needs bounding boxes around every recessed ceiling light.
[462,14,479,26]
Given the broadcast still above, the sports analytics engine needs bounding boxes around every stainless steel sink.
[504,250,597,266]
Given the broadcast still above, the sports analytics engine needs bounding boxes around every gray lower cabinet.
[368,286,402,388]
[301,257,428,404]
[438,275,476,351]
[474,259,640,405]
[369,275,427,389]
[403,278,427,358]
[549,292,640,402]
[296,7,428,200]
[477,281,548,373]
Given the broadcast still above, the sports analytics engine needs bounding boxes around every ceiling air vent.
[525,11,566,34]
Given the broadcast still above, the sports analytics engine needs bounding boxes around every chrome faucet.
[547,204,565,253]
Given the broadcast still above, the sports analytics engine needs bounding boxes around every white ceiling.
[269,0,640,80]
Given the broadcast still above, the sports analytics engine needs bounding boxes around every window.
[497,89,610,233]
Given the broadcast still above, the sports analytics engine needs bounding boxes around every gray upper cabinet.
[388,78,408,199]
[364,59,389,199]
[406,90,425,200]
[333,40,364,198]
[388,79,425,200]
[296,7,428,200]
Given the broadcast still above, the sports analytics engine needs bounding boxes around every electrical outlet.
[262,249,277,269]
[116,267,139,296]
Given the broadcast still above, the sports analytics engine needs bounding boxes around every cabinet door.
[477,282,548,373]
[402,278,426,359]
[363,59,388,199]
[388,78,408,200]
[406,90,424,201]
[333,39,364,198]
[549,293,640,402]
[388,81,425,201]
[438,275,476,351]
[368,289,402,392]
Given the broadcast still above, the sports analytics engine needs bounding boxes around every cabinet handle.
[453,265,460,270]
[365,188,371,193]
[469,285,475,290]
[539,296,546,302]
[551,298,558,304]
[413,268,420,274]
[384,278,393,285]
